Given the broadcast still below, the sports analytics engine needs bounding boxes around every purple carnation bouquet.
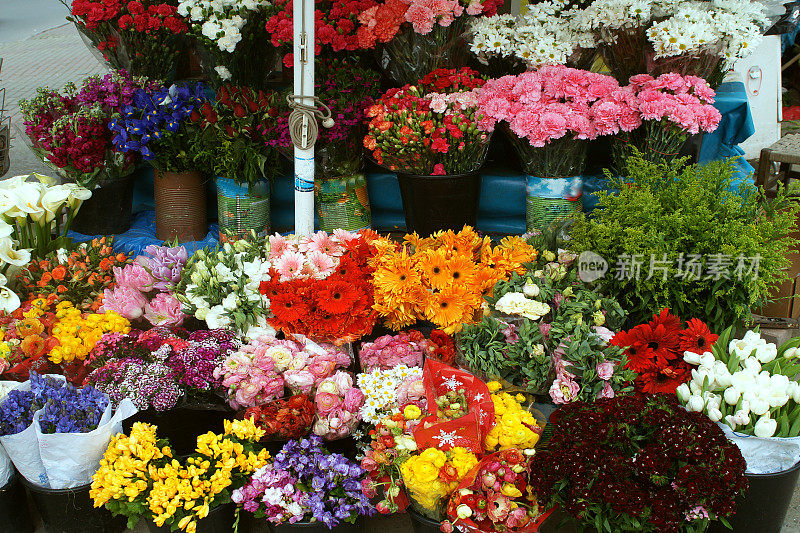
[84,327,239,411]
[233,434,374,528]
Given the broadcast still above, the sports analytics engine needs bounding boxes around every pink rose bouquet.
[477,65,621,178]
[358,329,435,371]
[215,347,286,409]
[313,370,365,440]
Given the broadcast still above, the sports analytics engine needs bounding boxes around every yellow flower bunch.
[370,227,538,334]
[148,419,270,533]
[484,382,542,452]
[90,423,173,529]
[49,301,130,363]
[400,447,478,518]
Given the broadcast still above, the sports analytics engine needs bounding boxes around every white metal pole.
[293,0,315,236]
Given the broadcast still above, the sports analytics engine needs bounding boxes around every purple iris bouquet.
[233,434,374,529]
[109,82,210,172]
[0,373,108,436]
[84,327,238,411]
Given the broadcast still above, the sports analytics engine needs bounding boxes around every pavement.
[0,4,799,533]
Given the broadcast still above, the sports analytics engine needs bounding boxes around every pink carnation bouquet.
[612,73,721,170]
[477,65,622,178]
[313,370,365,440]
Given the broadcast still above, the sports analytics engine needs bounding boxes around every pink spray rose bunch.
[358,329,434,371]
[215,343,286,409]
[313,370,365,440]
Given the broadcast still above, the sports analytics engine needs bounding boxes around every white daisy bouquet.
[357,365,424,425]
[175,238,273,339]
[177,0,278,88]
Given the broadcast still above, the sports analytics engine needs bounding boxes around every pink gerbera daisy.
[308,250,336,278]
[305,231,344,257]
[275,251,305,281]
[333,228,358,244]
[269,233,290,261]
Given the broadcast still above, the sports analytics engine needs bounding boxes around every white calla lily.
[41,187,71,223]
[0,239,31,267]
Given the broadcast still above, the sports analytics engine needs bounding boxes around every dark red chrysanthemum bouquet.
[364,67,493,175]
[259,233,380,343]
[529,394,748,533]
[63,0,188,80]
[610,309,718,394]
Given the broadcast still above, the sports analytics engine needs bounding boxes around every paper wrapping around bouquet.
[413,360,494,454]
[447,449,555,533]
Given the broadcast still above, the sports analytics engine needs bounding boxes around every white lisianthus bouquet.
[677,328,800,473]
[177,0,276,87]
[357,365,423,425]
[175,239,273,339]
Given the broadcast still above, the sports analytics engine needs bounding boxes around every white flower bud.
[754,416,777,438]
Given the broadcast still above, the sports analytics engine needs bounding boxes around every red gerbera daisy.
[611,328,656,373]
[269,291,309,325]
[316,280,361,315]
[648,308,683,337]
[680,318,718,355]
[636,361,692,394]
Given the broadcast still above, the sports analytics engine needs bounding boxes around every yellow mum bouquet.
[370,226,537,334]
[400,446,478,521]
[91,419,270,533]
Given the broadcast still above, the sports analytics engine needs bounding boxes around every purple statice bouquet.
[0,373,108,436]
[101,244,189,327]
[18,70,157,188]
[84,327,238,411]
[233,434,374,528]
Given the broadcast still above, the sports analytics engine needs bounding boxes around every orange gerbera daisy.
[424,287,466,330]
[372,250,420,297]
[444,254,476,286]
[418,249,451,290]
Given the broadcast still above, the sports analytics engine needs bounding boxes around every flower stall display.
[354,0,502,84]
[0,372,137,489]
[570,155,799,333]
[443,448,550,533]
[195,85,282,242]
[110,82,212,241]
[215,333,351,411]
[259,230,379,343]
[19,72,157,234]
[84,327,238,411]
[611,73,721,169]
[369,227,536,334]
[611,308,718,393]
[358,365,424,425]
[101,244,188,326]
[573,0,769,85]
[177,238,272,338]
[529,393,748,533]
[233,434,374,528]
[91,418,270,531]
[244,394,315,441]
[270,58,380,232]
[177,0,277,87]
[477,66,622,231]
[483,382,542,453]
[677,328,800,473]
[364,68,492,234]
[469,0,595,76]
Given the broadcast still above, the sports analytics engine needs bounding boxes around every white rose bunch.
[678,328,800,439]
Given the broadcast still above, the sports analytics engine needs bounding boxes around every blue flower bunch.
[234,434,374,528]
[0,373,109,436]
[109,83,210,172]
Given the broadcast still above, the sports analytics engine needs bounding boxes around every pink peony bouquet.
[101,244,188,327]
[268,230,360,282]
[313,370,365,440]
[477,65,621,177]
[358,329,436,371]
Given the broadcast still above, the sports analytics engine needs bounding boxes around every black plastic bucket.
[270,516,365,533]
[123,403,233,456]
[147,503,236,533]
[396,172,481,236]
[407,509,441,533]
[708,459,800,533]
[19,479,126,533]
[71,174,136,236]
[0,474,34,533]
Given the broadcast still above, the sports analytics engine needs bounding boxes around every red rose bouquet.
[364,67,492,176]
[443,448,552,533]
[529,394,748,533]
[610,308,718,394]
[355,0,503,84]
[244,394,315,441]
[63,0,189,81]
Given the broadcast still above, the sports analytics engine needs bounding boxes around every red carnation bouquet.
[610,308,718,394]
[364,67,493,176]
[259,233,379,344]
[63,0,188,80]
